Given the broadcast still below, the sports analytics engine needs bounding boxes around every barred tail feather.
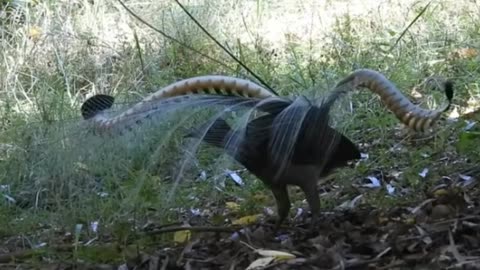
[80,76,278,131]
[81,94,115,120]
[334,69,454,132]
[80,69,453,135]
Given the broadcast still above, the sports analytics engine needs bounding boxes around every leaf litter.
[1,166,479,269]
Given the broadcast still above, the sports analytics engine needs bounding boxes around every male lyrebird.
[80,69,453,228]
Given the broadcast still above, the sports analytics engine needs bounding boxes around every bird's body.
[186,97,361,227]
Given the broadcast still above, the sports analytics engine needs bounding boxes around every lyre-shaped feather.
[81,69,453,134]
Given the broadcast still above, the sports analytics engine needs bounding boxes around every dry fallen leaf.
[363,176,381,188]
[448,47,478,60]
[246,257,275,270]
[232,214,262,225]
[225,169,244,186]
[419,168,429,178]
[174,229,191,244]
[27,26,42,42]
[253,193,269,202]
[433,188,449,198]
[256,249,296,260]
[226,201,241,212]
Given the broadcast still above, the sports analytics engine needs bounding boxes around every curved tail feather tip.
[333,69,454,132]
[443,80,454,111]
[81,94,115,120]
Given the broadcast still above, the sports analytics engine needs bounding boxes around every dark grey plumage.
[186,92,361,228]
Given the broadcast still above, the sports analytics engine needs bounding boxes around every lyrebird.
[81,68,453,228]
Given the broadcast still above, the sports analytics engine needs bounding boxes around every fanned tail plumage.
[81,69,453,134]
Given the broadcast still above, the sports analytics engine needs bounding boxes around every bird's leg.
[299,180,321,232]
[270,185,291,232]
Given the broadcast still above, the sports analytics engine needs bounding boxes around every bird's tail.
[185,118,233,150]
[80,70,453,134]
[81,94,115,120]
[333,69,454,132]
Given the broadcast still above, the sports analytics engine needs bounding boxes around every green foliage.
[457,130,480,159]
